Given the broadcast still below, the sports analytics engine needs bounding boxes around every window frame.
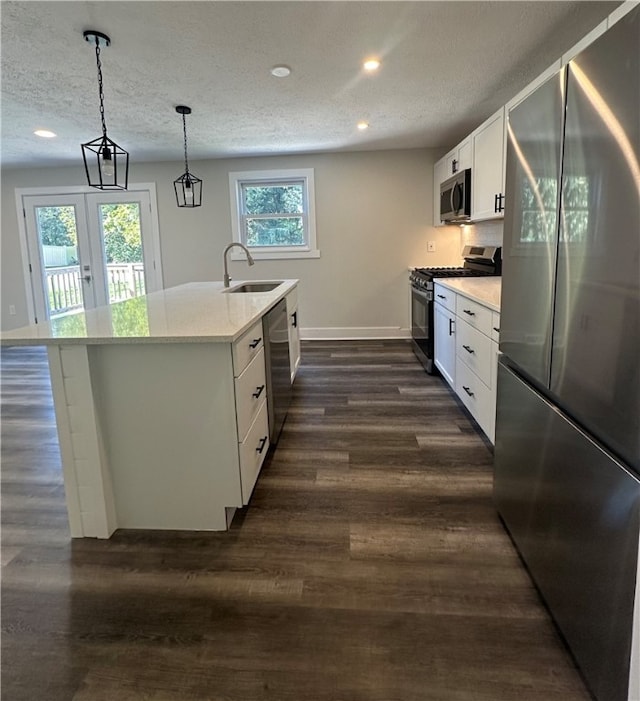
[228,168,319,260]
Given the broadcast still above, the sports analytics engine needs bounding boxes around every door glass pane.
[34,205,84,318]
[98,202,146,303]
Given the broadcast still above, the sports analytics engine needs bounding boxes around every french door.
[20,187,162,322]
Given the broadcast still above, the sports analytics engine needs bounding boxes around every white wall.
[2,148,462,335]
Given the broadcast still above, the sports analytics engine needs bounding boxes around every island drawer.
[235,348,267,441]
[233,319,264,376]
[456,319,493,387]
[456,295,492,336]
[238,398,269,505]
[434,283,456,314]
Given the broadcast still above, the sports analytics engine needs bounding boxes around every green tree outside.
[100,203,142,263]
[243,183,304,246]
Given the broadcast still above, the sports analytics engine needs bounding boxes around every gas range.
[410,245,501,374]
[410,245,502,290]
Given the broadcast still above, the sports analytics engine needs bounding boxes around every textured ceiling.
[1,1,618,168]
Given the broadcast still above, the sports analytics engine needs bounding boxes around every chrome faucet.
[223,243,255,287]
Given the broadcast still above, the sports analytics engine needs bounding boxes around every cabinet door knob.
[252,384,265,399]
[256,436,268,454]
[249,338,262,349]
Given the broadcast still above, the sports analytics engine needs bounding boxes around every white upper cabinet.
[471,108,505,222]
[444,137,471,178]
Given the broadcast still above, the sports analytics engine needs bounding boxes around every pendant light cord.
[182,113,191,177]
[93,38,108,138]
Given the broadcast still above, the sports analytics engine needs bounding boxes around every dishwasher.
[262,298,292,444]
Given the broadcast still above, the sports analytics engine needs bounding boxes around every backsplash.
[461,220,504,249]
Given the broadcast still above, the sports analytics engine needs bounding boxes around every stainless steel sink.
[226,282,283,293]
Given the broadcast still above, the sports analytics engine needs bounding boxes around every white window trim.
[228,168,320,260]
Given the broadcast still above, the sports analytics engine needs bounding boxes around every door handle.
[249,338,262,349]
[291,311,298,328]
[448,318,454,336]
[256,436,268,454]
[83,275,92,283]
[252,385,265,399]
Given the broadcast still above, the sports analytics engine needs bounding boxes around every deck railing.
[46,264,145,317]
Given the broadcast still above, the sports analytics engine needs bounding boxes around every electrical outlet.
[9,305,16,315]
[427,241,436,252]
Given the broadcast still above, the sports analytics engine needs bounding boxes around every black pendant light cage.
[173,105,202,207]
[81,30,129,190]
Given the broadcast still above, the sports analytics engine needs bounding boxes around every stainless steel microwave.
[440,169,471,223]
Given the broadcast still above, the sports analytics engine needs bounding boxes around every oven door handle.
[411,286,431,301]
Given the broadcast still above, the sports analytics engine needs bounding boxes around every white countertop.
[435,277,502,312]
[0,280,298,346]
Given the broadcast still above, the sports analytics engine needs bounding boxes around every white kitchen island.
[1,280,299,538]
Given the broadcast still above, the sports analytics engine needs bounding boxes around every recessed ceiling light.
[271,65,291,78]
[357,121,369,131]
[34,129,57,138]
[363,58,381,72]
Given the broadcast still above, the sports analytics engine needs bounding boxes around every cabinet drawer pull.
[463,309,475,316]
[462,344,474,354]
[256,436,268,454]
[493,326,500,333]
[437,294,446,300]
[249,338,262,349]
[252,384,265,399]
[462,386,474,397]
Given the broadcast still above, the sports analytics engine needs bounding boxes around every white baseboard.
[300,327,411,341]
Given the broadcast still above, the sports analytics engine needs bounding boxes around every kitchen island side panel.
[48,344,118,538]
[89,343,242,531]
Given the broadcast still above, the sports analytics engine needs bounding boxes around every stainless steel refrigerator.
[494,8,640,701]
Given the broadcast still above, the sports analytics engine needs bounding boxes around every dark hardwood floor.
[1,341,591,701]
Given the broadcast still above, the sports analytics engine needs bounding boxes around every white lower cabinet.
[434,282,501,443]
[434,302,456,388]
[238,399,269,505]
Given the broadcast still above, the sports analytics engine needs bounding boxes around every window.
[229,168,319,259]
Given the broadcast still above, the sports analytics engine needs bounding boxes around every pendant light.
[173,106,202,208]
[81,30,129,190]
